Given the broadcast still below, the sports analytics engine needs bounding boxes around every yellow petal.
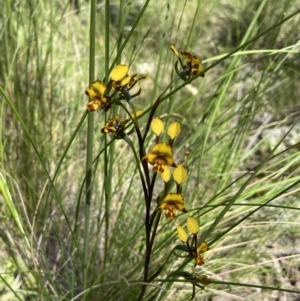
[120,74,135,87]
[92,80,107,95]
[197,242,209,254]
[173,165,187,184]
[85,88,98,99]
[162,193,187,213]
[181,51,194,62]
[158,202,167,210]
[176,226,188,243]
[110,64,129,81]
[170,45,180,57]
[161,166,171,182]
[148,143,174,164]
[187,217,199,234]
[87,100,100,111]
[151,118,164,136]
[163,193,183,204]
[168,122,181,139]
[101,114,120,133]
[143,153,156,164]
[120,76,130,86]
[174,202,187,213]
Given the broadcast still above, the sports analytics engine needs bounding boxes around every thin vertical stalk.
[105,0,110,80]
[185,0,201,49]
[117,0,125,58]
[84,0,96,290]
[103,0,111,269]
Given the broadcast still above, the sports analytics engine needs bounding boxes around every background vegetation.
[1,0,300,300]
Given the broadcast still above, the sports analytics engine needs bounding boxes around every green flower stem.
[202,280,300,295]
[110,0,151,70]
[103,0,113,272]
[117,0,125,58]
[84,0,96,290]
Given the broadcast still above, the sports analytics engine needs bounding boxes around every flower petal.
[87,100,101,111]
[197,242,209,254]
[173,165,187,184]
[163,193,184,203]
[101,114,120,133]
[174,202,187,213]
[85,88,98,99]
[181,51,194,61]
[168,122,181,139]
[151,118,164,136]
[176,226,188,243]
[161,165,171,182]
[110,64,129,81]
[187,217,199,234]
[170,45,180,57]
[147,143,175,165]
[162,193,187,213]
[92,80,107,95]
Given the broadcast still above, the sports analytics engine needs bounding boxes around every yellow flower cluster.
[84,45,208,298]
[143,118,180,173]
[85,64,145,111]
[143,118,190,218]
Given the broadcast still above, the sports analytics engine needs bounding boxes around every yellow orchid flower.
[158,193,187,218]
[85,80,110,111]
[143,142,176,173]
[110,64,146,91]
[176,217,209,266]
[101,114,129,137]
[170,45,205,78]
[193,242,209,266]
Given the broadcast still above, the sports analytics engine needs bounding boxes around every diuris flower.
[142,142,176,173]
[158,193,187,218]
[170,45,205,79]
[193,242,209,266]
[176,217,209,266]
[101,114,130,139]
[85,80,111,111]
[110,64,146,91]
